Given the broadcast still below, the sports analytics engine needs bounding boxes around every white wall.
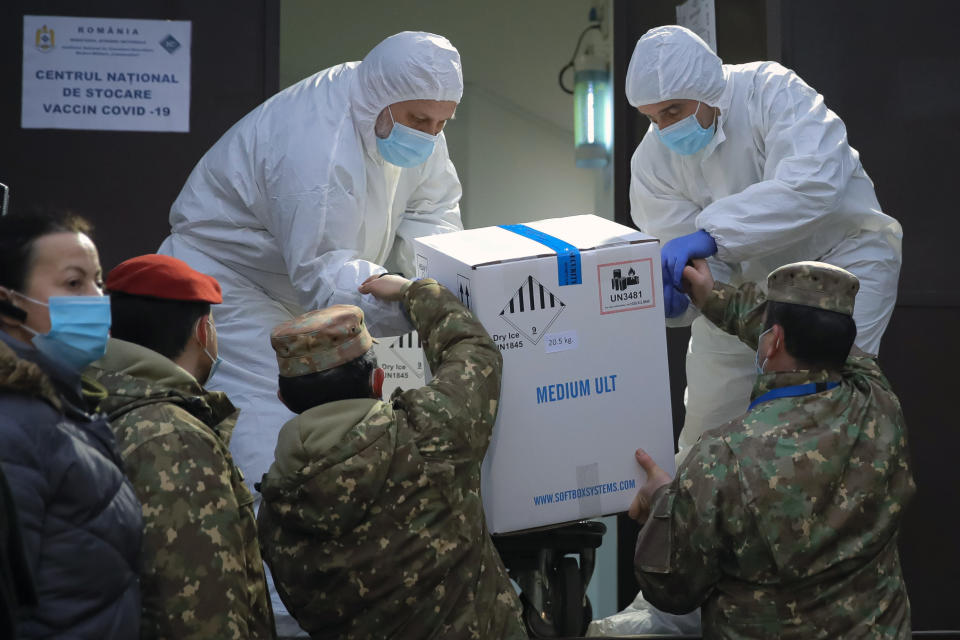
[279,0,613,230]
[280,0,619,621]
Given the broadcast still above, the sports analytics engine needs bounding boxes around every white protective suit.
[627,26,903,463]
[158,32,464,635]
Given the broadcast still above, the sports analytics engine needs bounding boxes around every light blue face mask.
[200,318,222,383]
[206,352,222,379]
[376,107,438,168]
[18,294,111,371]
[755,327,774,375]
[655,101,716,156]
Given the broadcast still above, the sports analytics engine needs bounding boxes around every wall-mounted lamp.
[560,5,612,168]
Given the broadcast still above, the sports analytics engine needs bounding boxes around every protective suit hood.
[351,31,463,160]
[626,25,726,107]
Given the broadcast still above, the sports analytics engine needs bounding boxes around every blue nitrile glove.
[663,284,690,318]
[661,230,718,290]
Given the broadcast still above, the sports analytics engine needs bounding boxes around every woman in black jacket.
[0,211,142,638]
[0,464,36,638]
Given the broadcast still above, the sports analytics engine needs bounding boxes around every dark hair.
[108,292,210,360]
[278,349,378,414]
[764,301,857,370]
[0,209,93,291]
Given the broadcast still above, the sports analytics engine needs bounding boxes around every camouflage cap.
[271,305,376,377]
[767,261,859,316]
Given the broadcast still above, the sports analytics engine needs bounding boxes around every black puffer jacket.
[0,330,142,638]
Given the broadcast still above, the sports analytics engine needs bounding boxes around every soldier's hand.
[359,274,410,301]
[681,259,714,308]
[628,448,673,523]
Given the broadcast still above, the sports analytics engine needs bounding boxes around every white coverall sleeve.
[387,133,463,276]
[630,143,702,327]
[630,139,703,242]
[697,65,861,264]
[267,175,412,337]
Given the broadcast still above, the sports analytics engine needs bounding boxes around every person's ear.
[0,288,27,328]
[194,315,209,348]
[371,367,385,399]
[769,324,785,357]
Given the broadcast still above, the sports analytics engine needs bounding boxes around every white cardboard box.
[413,214,675,534]
[372,331,426,398]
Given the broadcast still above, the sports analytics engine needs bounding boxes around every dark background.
[3,0,958,631]
[613,0,960,631]
[0,0,279,271]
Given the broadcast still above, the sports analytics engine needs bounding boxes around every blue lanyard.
[748,381,840,412]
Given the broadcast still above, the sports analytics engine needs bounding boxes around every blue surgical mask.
[17,294,111,371]
[376,107,438,168]
[755,327,773,375]
[655,102,716,156]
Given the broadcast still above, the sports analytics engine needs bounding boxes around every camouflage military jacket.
[258,279,525,640]
[86,338,275,640]
[634,281,915,639]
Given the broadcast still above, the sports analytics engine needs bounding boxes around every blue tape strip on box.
[499,224,582,286]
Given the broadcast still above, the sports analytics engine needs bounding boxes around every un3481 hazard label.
[597,258,656,314]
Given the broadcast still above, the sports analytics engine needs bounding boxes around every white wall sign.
[22,15,191,132]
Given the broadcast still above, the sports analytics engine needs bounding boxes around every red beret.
[106,254,222,304]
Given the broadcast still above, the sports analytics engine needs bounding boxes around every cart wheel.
[520,590,556,638]
[557,557,583,636]
[581,595,594,635]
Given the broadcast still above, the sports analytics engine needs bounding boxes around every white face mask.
[755,327,774,375]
